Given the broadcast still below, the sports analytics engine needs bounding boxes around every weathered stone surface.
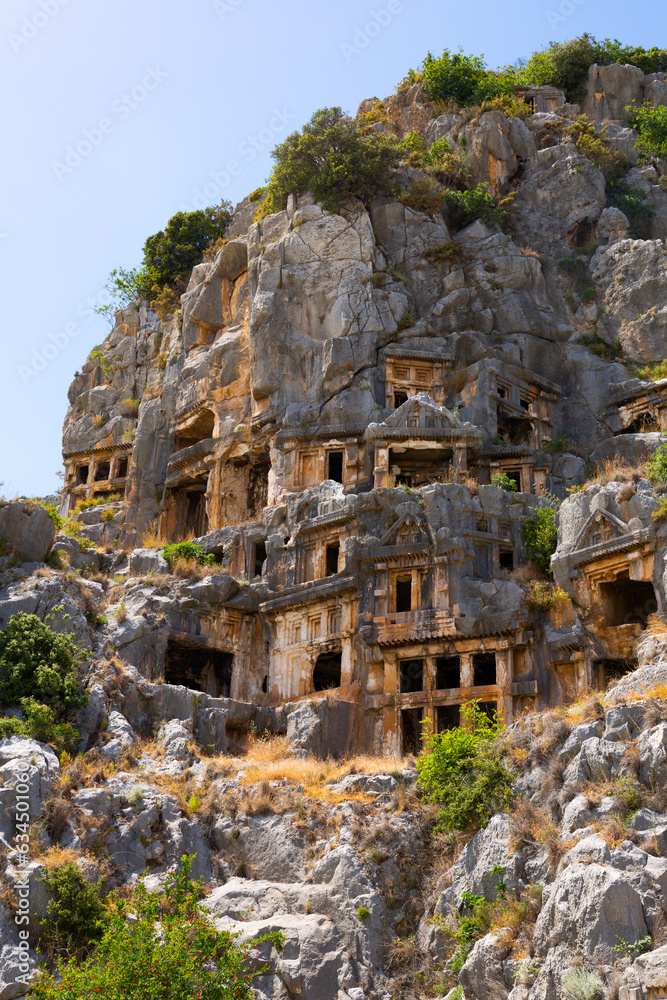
[0,502,54,563]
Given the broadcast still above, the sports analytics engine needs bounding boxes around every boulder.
[0,502,54,563]
[533,862,647,963]
[127,547,169,576]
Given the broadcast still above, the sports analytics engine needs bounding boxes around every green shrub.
[262,107,399,214]
[652,495,667,523]
[627,101,667,159]
[521,503,558,575]
[0,698,79,755]
[561,966,604,1000]
[646,443,667,483]
[447,182,505,227]
[416,701,515,832]
[356,906,371,921]
[161,541,216,570]
[0,613,85,717]
[580,335,622,361]
[491,472,519,492]
[96,204,231,323]
[607,178,655,238]
[566,117,625,181]
[398,178,449,216]
[30,855,284,1000]
[524,581,570,612]
[39,863,109,962]
[543,435,570,452]
[421,49,513,106]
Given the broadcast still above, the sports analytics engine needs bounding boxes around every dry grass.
[646,614,667,639]
[172,558,217,580]
[589,456,646,486]
[567,693,605,725]
[509,563,544,586]
[32,845,83,870]
[139,528,162,549]
[510,800,572,868]
[232,734,404,803]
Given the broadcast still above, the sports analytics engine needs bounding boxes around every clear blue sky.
[1,0,664,497]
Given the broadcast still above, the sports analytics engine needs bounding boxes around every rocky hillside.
[1,48,667,1000]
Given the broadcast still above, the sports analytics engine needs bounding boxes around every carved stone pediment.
[573,509,630,551]
[380,393,460,432]
[379,511,433,548]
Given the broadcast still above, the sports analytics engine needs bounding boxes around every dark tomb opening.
[164,638,233,698]
[400,659,424,694]
[395,575,412,613]
[436,656,460,689]
[326,543,340,576]
[327,451,344,483]
[253,541,267,578]
[393,391,408,408]
[116,458,128,479]
[599,576,657,627]
[499,549,514,571]
[401,708,423,755]
[437,705,460,731]
[94,461,111,482]
[313,651,342,691]
[473,653,497,687]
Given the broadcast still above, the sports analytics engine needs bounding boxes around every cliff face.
[1,59,667,1000]
[55,65,667,759]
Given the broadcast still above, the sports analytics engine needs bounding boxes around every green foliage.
[580,335,622,361]
[421,49,514,106]
[612,933,653,958]
[543,435,570,452]
[491,472,519,492]
[524,581,570,612]
[39,864,109,962]
[516,35,667,102]
[646,443,667,483]
[608,177,655,238]
[30,856,284,1000]
[447,182,505,227]
[263,107,399,214]
[0,613,85,717]
[652,495,667,523]
[566,117,625,181]
[96,205,231,324]
[416,701,515,832]
[161,541,216,571]
[0,698,79,755]
[627,101,667,159]
[562,966,604,1000]
[521,502,559,575]
[398,178,449,216]
[356,906,371,921]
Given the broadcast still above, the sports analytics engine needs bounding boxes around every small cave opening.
[497,411,533,446]
[313,650,342,692]
[619,412,659,434]
[473,653,497,687]
[436,705,460,731]
[436,656,460,689]
[327,451,344,483]
[400,658,424,694]
[164,638,233,698]
[77,465,89,485]
[325,543,340,576]
[183,487,208,538]
[116,457,128,479]
[401,707,423,755]
[261,675,268,694]
[568,218,596,248]
[393,391,408,408]
[596,658,637,688]
[599,576,657,627]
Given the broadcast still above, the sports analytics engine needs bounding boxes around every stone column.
[374,443,389,487]
[453,444,467,483]
[460,653,474,688]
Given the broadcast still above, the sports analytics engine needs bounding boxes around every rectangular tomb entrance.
[164,636,233,697]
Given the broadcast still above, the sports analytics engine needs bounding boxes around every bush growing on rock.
[0,613,85,717]
[39,863,109,963]
[627,101,667,159]
[0,698,78,754]
[162,541,216,571]
[416,701,514,832]
[561,966,605,1000]
[31,856,284,1000]
[262,107,399,214]
[645,442,667,483]
[521,503,559,575]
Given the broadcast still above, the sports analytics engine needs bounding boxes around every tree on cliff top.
[262,106,399,214]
